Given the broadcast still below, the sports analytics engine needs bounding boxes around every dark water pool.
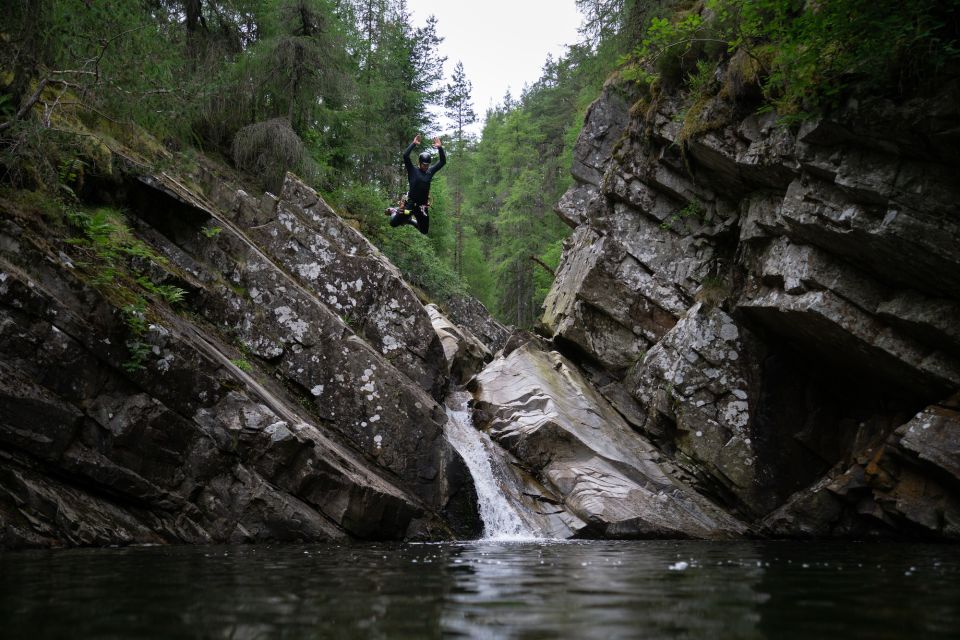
[2,540,958,639]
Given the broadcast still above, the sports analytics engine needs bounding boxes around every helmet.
[418,151,432,165]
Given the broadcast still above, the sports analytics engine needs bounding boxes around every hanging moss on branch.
[231,118,305,192]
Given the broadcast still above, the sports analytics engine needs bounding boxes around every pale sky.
[405,0,584,137]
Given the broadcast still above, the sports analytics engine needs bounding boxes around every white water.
[444,392,541,541]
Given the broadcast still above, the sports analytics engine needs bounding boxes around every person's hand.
[432,136,442,148]
[413,134,422,145]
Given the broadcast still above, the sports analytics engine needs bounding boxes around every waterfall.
[444,392,540,540]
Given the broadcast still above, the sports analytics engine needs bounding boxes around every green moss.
[695,275,731,309]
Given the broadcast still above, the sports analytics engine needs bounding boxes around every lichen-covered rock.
[0,165,473,548]
[472,340,747,539]
[542,51,960,538]
[425,303,492,383]
[626,303,773,515]
[442,294,510,354]
[121,173,458,510]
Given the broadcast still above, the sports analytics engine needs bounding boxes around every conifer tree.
[443,61,476,277]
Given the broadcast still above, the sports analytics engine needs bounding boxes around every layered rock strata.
[541,67,960,536]
[0,166,476,547]
[472,339,747,539]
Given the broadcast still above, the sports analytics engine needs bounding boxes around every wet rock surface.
[425,304,492,384]
[472,339,747,539]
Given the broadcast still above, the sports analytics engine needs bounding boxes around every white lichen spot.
[156,354,175,374]
[723,400,750,429]
[382,334,400,353]
[353,278,363,292]
[695,430,704,437]
[374,434,383,448]
[310,384,324,396]
[727,350,739,361]
[361,421,367,427]
[732,389,748,400]
[298,263,323,280]
[370,414,380,423]
[272,305,310,342]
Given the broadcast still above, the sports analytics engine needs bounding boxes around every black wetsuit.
[389,142,446,234]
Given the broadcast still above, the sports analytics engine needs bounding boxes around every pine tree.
[443,61,476,277]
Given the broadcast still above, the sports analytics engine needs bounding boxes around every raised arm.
[403,134,421,171]
[429,136,446,175]
[402,141,416,172]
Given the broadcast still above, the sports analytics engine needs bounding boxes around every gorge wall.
[2,63,959,547]
[537,62,960,538]
[0,154,484,547]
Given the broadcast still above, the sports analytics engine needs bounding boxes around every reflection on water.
[1,541,958,639]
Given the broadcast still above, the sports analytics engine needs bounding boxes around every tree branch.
[529,255,555,277]
[0,79,49,132]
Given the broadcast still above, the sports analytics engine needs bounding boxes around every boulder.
[472,340,747,539]
[425,303,492,383]
[442,293,510,354]
[625,303,773,515]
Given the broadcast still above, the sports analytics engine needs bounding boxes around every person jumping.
[385,134,445,235]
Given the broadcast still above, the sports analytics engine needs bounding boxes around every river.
[2,539,958,639]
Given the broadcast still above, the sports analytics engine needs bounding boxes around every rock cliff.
[3,65,958,547]
[540,66,960,538]
[0,158,479,547]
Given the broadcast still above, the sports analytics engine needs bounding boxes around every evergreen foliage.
[443,60,476,278]
[4,0,955,329]
[622,0,960,119]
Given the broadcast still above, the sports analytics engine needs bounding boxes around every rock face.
[425,304,492,384]
[472,338,747,539]
[3,44,957,546]
[0,166,475,548]
[763,393,960,538]
[541,65,960,537]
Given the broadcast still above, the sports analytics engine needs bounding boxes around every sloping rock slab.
[0,257,423,545]
[443,294,510,355]
[425,304,492,383]
[472,341,747,539]
[122,171,458,511]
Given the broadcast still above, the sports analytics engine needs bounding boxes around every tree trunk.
[5,0,51,111]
